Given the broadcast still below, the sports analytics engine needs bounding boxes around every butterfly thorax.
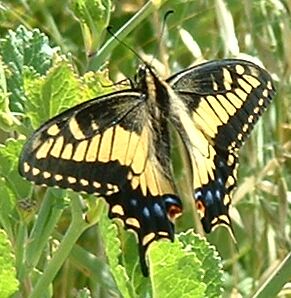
[136,65,171,118]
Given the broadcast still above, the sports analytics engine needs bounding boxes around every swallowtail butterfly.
[19,58,275,276]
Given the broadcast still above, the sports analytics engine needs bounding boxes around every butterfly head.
[134,63,159,89]
[134,64,148,84]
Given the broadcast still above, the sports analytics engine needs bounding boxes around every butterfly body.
[19,59,275,276]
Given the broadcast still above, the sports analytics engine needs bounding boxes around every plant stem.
[29,195,90,298]
[88,0,167,71]
[251,253,291,298]
[25,190,63,274]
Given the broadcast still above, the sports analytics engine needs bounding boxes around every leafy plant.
[0,0,290,298]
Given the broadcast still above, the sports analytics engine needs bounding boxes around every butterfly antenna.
[107,10,174,69]
[150,10,174,66]
[107,26,145,64]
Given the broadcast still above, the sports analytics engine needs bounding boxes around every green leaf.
[0,180,16,240]
[0,25,56,112]
[149,240,206,298]
[0,229,19,297]
[23,58,81,129]
[71,0,111,54]
[177,230,224,298]
[0,139,22,177]
[23,58,117,132]
[0,139,30,199]
[0,138,32,243]
[80,69,118,99]
[100,213,134,298]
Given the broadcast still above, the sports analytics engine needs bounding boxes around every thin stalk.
[88,0,167,71]
[25,190,63,274]
[15,222,28,281]
[29,195,90,298]
[251,253,291,298]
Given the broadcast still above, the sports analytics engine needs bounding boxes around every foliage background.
[0,0,290,297]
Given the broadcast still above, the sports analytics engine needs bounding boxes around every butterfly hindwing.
[19,88,182,276]
[168,59,275,232]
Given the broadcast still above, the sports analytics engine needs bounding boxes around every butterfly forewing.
[19,85,182,276]
[168,59,275,232]
[19,91,145,193]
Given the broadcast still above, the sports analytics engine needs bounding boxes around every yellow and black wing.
[19,89,182,276]
[168,59,275,232]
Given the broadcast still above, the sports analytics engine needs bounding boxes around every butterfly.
[19,58,275,276]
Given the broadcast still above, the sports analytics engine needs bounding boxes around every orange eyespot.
[167,205,182,220]
[195,200,205,217]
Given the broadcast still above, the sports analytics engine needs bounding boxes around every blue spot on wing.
[107,187,182,276]
[194,152,236,233]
